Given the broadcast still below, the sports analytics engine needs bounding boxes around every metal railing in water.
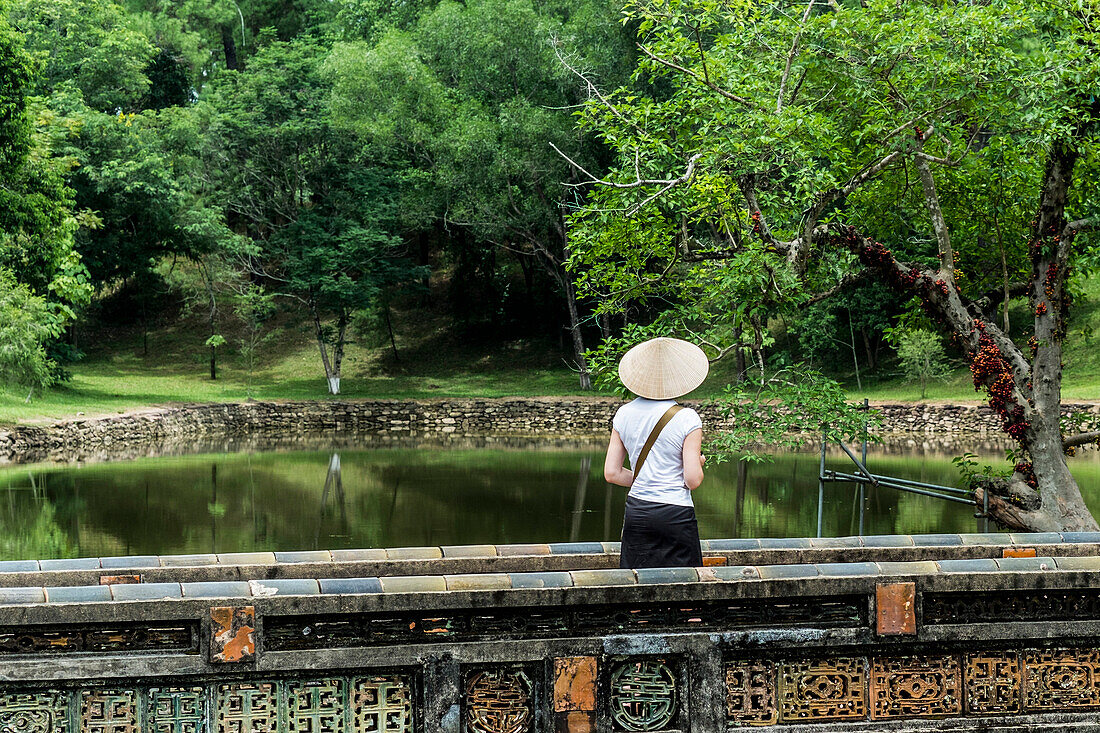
[816,399,990,536]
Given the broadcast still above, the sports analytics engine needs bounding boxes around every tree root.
[973,472,1099,532]
[973,474,1054,532]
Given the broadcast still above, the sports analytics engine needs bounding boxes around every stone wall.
[2,398,1099,465]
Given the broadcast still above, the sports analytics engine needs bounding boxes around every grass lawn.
[846,276,1100,403]
[6,276,1100,426]
[0,302,610,425]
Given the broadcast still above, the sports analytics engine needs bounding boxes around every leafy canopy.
[568,0,1100,453]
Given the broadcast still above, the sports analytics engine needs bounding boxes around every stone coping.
[0,553,1096,605]
[4,532,1096,574]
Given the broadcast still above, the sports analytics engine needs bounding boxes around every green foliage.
[327,0,635,339]
[49,91,228,285]
[893,328,952,400]
[707,367,879,463]
[568,0,1100,453]
[8,0,155,112]
[0,5,91,386]
[0,270,55,394]
[951,452,1002,492]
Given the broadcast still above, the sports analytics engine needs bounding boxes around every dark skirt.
[619,495,703,569]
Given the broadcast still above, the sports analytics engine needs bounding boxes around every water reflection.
[1,443,1099,560]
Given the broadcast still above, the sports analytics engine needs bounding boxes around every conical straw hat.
[618,337,709,400]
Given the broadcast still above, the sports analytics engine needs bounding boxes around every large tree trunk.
[221,26,239,71]
[840,135,1098,532]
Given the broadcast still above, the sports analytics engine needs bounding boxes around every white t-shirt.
[612,398,703,507]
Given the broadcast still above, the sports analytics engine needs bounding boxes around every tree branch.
[637,44,762,110]
[1064,431,1100,450]
[1063,217,1100,238]
[738,177,783,250]
[912,136,955,284]
[803,269,870,306]
[550,142,703,203]
[800,150,902,257]
[776,0,816,113]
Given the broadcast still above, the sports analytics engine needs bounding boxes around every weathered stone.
[210,606,255,663]
[876,582,916,636]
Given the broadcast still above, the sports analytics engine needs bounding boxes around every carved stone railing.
[3,534,1100,731]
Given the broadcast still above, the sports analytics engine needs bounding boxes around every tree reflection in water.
[0,442,1097,560]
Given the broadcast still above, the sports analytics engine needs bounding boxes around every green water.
[3,444,1100,560]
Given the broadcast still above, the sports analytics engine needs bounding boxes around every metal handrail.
[816,399,989,537]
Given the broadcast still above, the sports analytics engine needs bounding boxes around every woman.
[604,337,708,568]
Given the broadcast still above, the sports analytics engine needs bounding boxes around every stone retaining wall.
[2,398,1099,465]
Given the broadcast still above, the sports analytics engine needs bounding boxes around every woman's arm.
[682,427,705,490]
[603,429,634,487]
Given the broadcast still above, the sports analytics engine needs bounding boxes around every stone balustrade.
[2,535,1100,730]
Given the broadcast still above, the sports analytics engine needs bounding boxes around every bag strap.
[633,405,683,480]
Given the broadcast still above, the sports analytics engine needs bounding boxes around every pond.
[3,441,1100,560]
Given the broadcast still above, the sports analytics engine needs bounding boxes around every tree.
[568,0,1100,530]
[197,35,419,394]
[232,283,275,398]
[0,272,55,399]
[8,0,155,112]
[895,329,951,400]
[326,0,637,390]
[0,1,91,392]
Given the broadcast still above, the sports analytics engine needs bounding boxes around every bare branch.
[637,44,762,110]
[553,43,647,139]
[1065,431,1100,450]
[914,151,956,166]
[912,138,955,283]
[801,150,902,249]
[550,142,703,201]
[776,0,816,113]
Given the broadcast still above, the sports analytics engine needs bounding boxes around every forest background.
[2,0,1100,424]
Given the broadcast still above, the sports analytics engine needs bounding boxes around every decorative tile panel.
[466,669,533,733]
[80,690,138,733]
[876,583,916,636]
[1023,648,1100,711]
[0,691,69,733]
[148,686,206,733]
[871,655,961,719]
[286,679,344,732]
[924,590,1100,625]
[215,682,277,733]
[553,657,596,713]
[351,676,412,733]
[264,597,865,651]
[610,660,677,731]
[779,657,866,722]
[964,653,1020,715]
[725,661,777,726]
[210,607,255,664]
